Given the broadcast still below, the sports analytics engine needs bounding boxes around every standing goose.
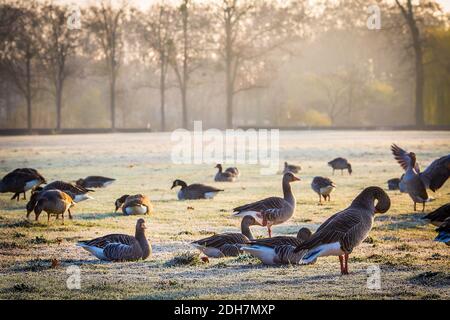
[214,164,237,182]
[76,176,115,188]
[114,194,153,215]
[35,180,94,203]
[294,186,391,275]
[171,179,224,200]
[233,172,300,238]
[77,219,151,261]
[391,144,450,211]
[434,217,450,246]
[311,176,335,204]
[421,203,450,226]
[328,158,352,175]
[0,168,46,201]
[28,189,75,224]
[240,227,312,265]
[282,161,301,174]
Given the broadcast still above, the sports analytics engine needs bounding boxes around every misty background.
[0,0,449,131]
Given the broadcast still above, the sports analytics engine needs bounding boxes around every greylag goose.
[77,218,151,261]
[27,189,75,224]
[421,203,450,226]
[294,186,391,275]
[191,233,250,258]
[328,158,352,175]
[434,217,450,245]
[282,161,301,174]
[240,227,312,265]
[0,168,46,201]
[387,178,401,190]
[114,194,153,215]
[225,166,240,177]
[311,176,335,204]
[35,180,94,203]
[391,144,450,211]
[233,172,300,238]
[76,176,115,188]
[171,179,223,200]
[214,164,237,182]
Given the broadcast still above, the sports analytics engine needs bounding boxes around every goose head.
[347,163,353,175]
[215,164,223,172]
[171,179,187,190]
[296,227,312,241]
[114,194,129,212]
[136,218,147,232]
[282,172,301,183]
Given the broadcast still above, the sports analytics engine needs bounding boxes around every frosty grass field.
[0,130,449,299]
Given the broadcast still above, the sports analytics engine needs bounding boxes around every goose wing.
[192,233,249,248]
[391,144,420,172]
[233,197,285,213]
[82,234,136,248]
[249,236,302,248]
[187,184,223,197]
[419,155,450,192]
[103,241,142,261]
[294,207,372,253]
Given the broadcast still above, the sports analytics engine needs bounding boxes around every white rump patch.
[241,245,276,265]
[191,243,224,258]
[204,192,218,199]
[77,243,108,260]
[74,194,94,202]
[24,180,40,191]
[232,211,264,225]
[125,205,147,215]
[302,242,344,264]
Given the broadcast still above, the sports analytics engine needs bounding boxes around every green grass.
[0,131,449,299]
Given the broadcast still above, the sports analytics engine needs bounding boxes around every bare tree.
[88,0,127,130]
[137,3,176,131]
[213,0,303,128]
[0,1,41,131]
[39,3,79,130]
[394,0,445,127]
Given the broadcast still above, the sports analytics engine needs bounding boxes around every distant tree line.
[0,0,449,131]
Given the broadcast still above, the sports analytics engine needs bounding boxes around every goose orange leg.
[414,202,417,211]
[343,253,349,275]
[339,255,344,274]
[422,202,425,212]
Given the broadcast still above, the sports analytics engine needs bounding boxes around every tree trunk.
[56,86,62,131]
[160,60,166,131]
[181,2,189,129]
[110,74,116,130]
[414,43,424,127]
[225,14,233,129]
[25,54,32,132]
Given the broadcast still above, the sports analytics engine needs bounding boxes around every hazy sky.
[57,0,450,12]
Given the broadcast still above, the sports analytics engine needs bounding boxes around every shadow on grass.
[374,212,428,231]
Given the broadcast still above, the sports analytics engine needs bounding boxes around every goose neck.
[282,180,295,205]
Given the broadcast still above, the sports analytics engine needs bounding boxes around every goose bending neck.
[241,216,255,240]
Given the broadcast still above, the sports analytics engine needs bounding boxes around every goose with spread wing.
[77,219,151,261]
[233,172,300,238]
[240,227,312,265]
[391,144,450,211]
[294,186,391,275]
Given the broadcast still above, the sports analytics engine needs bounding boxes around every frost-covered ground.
[0,130,449,299]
